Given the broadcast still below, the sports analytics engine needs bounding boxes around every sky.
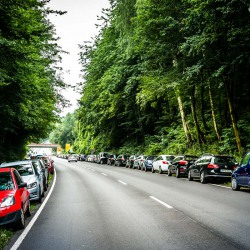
[48,0,110,116]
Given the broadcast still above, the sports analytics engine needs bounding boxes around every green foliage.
[0,0,66,162]
[72,0,250,157]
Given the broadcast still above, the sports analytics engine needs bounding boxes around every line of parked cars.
[0,155,54,229]
[76,151,250,191]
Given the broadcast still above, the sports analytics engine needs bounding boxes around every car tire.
[231,177,240,191]
[38,187,42,203]
[200,171,207,184]
[100,160,103,165]
[159,166,162,174]
[176,168,180,178]
[16,208,25,229]
[144,166,147,172]
[168,169,172,176]
[188,171,193,181]
[151,167,155,173]
[26,201,31,217]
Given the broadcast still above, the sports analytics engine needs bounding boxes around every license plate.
[220,169,231,173]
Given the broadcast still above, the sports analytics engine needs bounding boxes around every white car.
[68,155,78,162]
[152,155,175,174]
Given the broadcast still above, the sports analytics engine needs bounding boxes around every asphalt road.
[6,158,250,250]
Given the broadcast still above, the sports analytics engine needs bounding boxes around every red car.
[0,168,31,229]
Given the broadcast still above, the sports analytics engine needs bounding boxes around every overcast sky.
[48,0,110,116]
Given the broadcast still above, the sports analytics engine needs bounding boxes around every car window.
[13,170,23,185]
[214,157,235,165]
[0,172,14,190]
[241,153,250,167]
[14,164,34,176]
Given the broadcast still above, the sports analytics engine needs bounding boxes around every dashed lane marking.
[150,196,173,209]
[118,180,127,186]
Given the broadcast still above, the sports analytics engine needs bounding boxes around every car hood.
[0,190,15,200]
[21,175,37,184]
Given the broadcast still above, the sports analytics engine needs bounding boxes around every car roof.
[1,160,32,167]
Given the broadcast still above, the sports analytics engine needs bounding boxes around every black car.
[168,155,198,178]
[188,154,237,183]
[96,152,109,164]
[114,155,129,167]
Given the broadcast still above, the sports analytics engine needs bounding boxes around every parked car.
[231,152,250,191]
[141,156,157,172]
[168,155,198,178]
[96,152,109,164]
[133,155,146,170]
[152,155,175,174]
[188,154,238,184]
[114,155,129,167]
[1,160,45,203]
[0,168,31,229]
[126,155,137,168]
[79,154,87,161]
[32,159,49,191]
[107,154,116,165]
[68,154,78,162]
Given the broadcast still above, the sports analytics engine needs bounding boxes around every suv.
[114,155,129,167]
[188,154,237,184]
[168,155,198,178]
[96,152,109,164]
[231,152,250,191]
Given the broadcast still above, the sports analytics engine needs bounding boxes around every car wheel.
[118,162,121,167]
[152,167,155,173]
[144,166,147,172]
[188,171,193,181]
[159,166,162,174]
[26,201,31,217]
[231,177,240,191]
[100,160,103,165]
[200,171,207,184]
[176,168,180,178]
[16,208,25,229]
[168,169,172,176]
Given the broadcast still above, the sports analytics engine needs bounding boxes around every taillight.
[179,160,188,165]
[208,164,219,169]
[233,166,237,170]
[162,161,169,164]
[121,158,125,161]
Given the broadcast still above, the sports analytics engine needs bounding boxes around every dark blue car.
[231,152,250,191]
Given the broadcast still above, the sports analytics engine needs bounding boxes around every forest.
[1,0,250,161]
[61,0,250,157]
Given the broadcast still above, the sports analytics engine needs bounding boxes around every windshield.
[147,156,156,160]
[214,157,235,165]
[0,172,14,191]
[14,164,34,176]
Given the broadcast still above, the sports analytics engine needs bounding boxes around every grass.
[0,172,54,250]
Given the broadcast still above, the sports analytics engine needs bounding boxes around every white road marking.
[150,196,173,209]
[118,180,127,185]
[11,169,57,250]
[90,169,96,172]
[102,173,107,176]
[211,184,231,189]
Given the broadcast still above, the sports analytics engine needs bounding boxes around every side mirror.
[19,182,27,189]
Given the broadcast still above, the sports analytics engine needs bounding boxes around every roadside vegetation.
[0,0,66,162]
[50,0,250,159]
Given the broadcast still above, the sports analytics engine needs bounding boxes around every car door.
[237,153,250,186]
[153,156,161,171]
[192,158,203,178]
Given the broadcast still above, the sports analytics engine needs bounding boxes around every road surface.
[6,158,250,249]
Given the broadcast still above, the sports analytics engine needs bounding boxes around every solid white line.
[211,184,231,189]
[102,173,107,176]
[118,180,127,185]
[11,169,57,250]
[150,196,173,209]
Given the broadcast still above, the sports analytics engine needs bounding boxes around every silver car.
[1,160,45,203]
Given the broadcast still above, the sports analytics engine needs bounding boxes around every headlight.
[0,196,15,208]
[27,182,37,189]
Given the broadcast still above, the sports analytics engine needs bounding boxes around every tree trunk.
[200,75,209,131]
[208,82,221,142]
[175,89,193,145]
[224,80,242,152]
[190,85,206,145]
